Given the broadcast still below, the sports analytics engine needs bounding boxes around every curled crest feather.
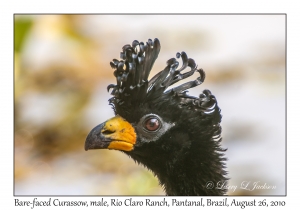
[108,38,218,115]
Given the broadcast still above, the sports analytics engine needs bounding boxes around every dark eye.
[144,118,160,131]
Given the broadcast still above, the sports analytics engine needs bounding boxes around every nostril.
[102,130,115,135]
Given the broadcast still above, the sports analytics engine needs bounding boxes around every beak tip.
[85,122,111,150]
[84,138,90,151]
[85,123,104,151]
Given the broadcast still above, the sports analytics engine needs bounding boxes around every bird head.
[85,38,227,195]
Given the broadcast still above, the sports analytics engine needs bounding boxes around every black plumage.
[85,38,228,195]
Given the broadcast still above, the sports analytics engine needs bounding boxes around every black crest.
[108,38,217,114]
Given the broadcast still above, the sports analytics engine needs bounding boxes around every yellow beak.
[85,115,137,152]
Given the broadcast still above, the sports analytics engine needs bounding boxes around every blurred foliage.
[14,17,33,52]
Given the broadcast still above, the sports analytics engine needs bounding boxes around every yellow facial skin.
[102,115,137,151]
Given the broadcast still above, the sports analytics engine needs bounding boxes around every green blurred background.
[14,15,285,195]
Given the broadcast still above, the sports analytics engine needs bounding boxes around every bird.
[85,38,228,196]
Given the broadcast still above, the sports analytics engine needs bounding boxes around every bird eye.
[144,117,161,132]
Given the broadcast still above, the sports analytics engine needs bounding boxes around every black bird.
[85,38,227,195]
